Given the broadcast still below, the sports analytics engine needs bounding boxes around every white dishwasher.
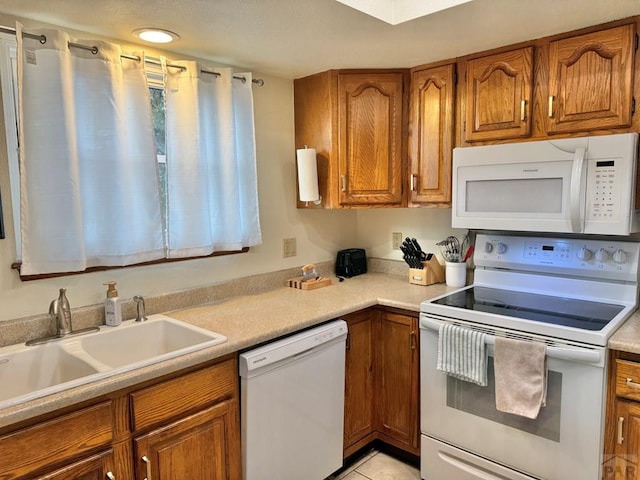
[239,320,348,480]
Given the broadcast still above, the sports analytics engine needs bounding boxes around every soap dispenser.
[104,281,122,327]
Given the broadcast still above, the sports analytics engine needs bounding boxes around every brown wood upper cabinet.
[547,24,636,134]
[464,47,534,142]
[338,73,405,206]
[408,63,455,205]
[294,70,407,209]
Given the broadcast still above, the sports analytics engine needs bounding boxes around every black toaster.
[336,248,367,278]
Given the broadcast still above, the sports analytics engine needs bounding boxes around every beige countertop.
[0,272,450,429]
[608,310,640,355]
[4,269,640,430]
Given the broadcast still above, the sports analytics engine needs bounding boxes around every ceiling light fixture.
[336,0,473,25]
[133,28,180,44]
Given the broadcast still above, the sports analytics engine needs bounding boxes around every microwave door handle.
[570,147,586,233]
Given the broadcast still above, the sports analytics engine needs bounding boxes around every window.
[1,32,261,278]
[0,34,20,253]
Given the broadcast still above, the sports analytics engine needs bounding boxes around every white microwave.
[452,132,640,235]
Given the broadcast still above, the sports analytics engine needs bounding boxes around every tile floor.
[332,449,421,480]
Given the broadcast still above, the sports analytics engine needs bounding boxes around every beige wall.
[0,14,458,323]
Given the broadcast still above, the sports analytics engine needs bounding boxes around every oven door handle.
[420,317,602,365]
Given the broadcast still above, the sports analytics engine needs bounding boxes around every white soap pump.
[104,281,122,327]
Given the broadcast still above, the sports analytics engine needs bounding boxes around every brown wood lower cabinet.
[344,309,377,454]
[343,308,420,458]
[377,312,419,453]
[0,355,240,480]
[30,451,115,480]
[134,401,240,480]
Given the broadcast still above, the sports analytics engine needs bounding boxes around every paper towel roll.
[296,148,320,202]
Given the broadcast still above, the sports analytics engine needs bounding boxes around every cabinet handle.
[626,377,640,389]
[410,330,416,350]
[410,174,417,192]
[346,333,351,351]
[341,174,347,192]
[618,416,625,444]
[106,473,115,480]
[142,455,152,480]
[548,96,554,118]
[520,100,526,121]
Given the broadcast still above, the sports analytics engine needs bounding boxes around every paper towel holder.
[296,146,322,206]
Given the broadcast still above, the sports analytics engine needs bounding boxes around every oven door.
[420,314,607,480]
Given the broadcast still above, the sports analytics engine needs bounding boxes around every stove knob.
[595,248,609,263]
[496,242,507,255]
[484,242,493,254]
[577,246,593,262]
[613,249,628,264]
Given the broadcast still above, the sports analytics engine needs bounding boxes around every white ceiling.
[1,0,639,79]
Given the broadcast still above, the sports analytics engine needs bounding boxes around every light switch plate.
[392,232,402,250]
[283,237,297,258]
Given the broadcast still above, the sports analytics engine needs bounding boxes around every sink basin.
[75,315,227,369]
[0,342,100,406]
[0,314,226,409]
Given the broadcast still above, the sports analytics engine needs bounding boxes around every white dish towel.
[494,336,547,419]
[437,323,488,386]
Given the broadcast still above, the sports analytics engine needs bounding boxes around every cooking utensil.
[463,245,475,262]
[437,236,462,262]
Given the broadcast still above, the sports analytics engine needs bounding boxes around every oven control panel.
[475,234,640,282]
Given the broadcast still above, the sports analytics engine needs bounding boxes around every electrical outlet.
[392,232,403,250]
[283,237,297,258]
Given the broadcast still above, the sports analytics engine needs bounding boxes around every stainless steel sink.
[0,314,226,409]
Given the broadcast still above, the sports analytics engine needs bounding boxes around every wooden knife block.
[408,257,444,286]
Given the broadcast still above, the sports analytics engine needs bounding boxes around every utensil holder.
[445,261,467,287]
[409,257,445,286]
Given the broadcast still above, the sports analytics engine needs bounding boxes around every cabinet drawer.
[0,401,113,479]
[130,357,237,432]
[616,359,640,401]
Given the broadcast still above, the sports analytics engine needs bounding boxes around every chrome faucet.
[26,288,99,346]
[134,295,148,322]
[51,288,73,336]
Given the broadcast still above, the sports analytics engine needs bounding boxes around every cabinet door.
[31,451,115,480]
[548,24,635,134]
[408,63,455,205]
[343,310,376,456]
[377,312,419,452]
[338,73,405,206]
[134,401,241,480]
[464,47,533,142]
[612,399,640,480]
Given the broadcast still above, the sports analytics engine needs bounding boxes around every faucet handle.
[134,296,148,322]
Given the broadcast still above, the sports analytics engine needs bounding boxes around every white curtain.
[163,61,262,257]
[17,25,164,275]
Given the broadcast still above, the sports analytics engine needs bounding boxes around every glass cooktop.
[431,286,625,331]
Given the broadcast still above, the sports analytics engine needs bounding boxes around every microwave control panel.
[475,234,640,282]
[586,158,624,222]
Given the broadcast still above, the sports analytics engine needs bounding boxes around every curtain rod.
[0,25,265,86]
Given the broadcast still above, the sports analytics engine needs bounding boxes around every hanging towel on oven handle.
[436,323,488,386]
[494,336,547,419]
